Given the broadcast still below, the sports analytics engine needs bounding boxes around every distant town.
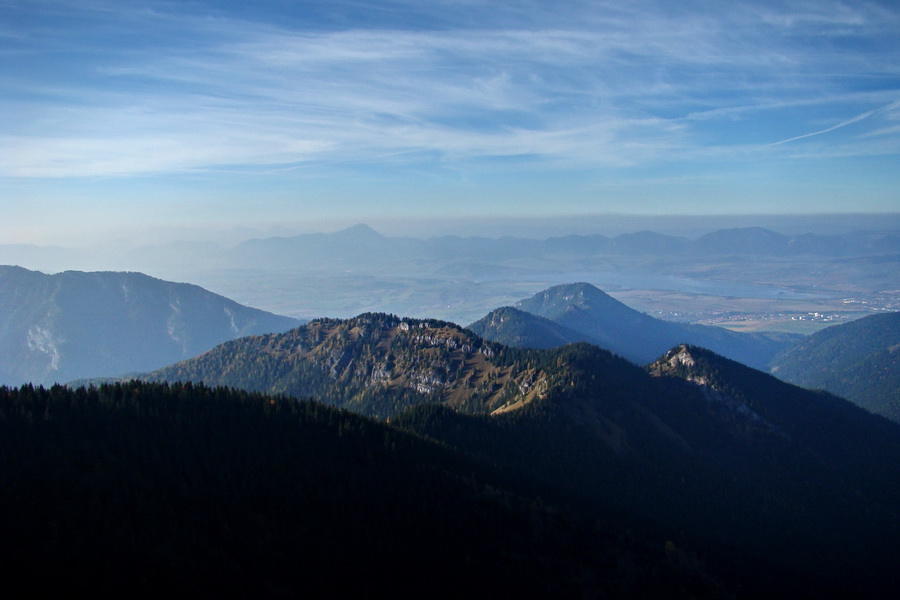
[648,290,899,332]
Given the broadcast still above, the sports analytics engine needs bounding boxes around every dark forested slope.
[770,311,900,422]
[391,343,900,598]
[137,313,900,597]
[0,381,728,598]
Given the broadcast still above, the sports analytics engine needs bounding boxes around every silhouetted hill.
[0,266,300,385]
[466,306,594,349]
[770,312,900,422]
[506,282,798,368]
[2,381,728,598]
[395,343,900,598]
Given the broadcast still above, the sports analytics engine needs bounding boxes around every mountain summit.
[332,223,385,238]
[466,306,595,349]
[499,282,797,368]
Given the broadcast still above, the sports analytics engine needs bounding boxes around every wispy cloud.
[2,0,899,178]
[769,103,897,146]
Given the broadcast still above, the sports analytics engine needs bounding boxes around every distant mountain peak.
[478,305,523,326]
[466,306,595,350]
[701,226,781,237]
[503,282,797,368]
[546,281,609,296]
[334,223,383,238]
[517,282,622,312]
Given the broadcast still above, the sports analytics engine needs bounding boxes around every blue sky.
[2,0,899,244]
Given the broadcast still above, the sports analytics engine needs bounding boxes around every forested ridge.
[126,315,900,598]
[8,313,900,598]
[770,311,900,422]
[1,381,730,598]
[146,313,572,419]
[392,343,900,598]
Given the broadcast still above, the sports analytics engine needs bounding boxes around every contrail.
[768,102,897,146]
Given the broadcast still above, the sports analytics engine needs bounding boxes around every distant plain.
[6,223,892,333]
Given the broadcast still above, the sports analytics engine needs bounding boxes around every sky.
[2,0,899,245]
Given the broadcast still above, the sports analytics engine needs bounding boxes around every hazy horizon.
[3,1,899,247]
[2,211,898,250]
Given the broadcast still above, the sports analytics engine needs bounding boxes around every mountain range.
[130,312,900,597]
[5,264,894,422]
[0,266,300,385]
[5,225,898,271]
[3,223,896,325]
[227,224,900,265]
[467,284,899,421]
[468,282,800,369]
[4,258,900,596]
